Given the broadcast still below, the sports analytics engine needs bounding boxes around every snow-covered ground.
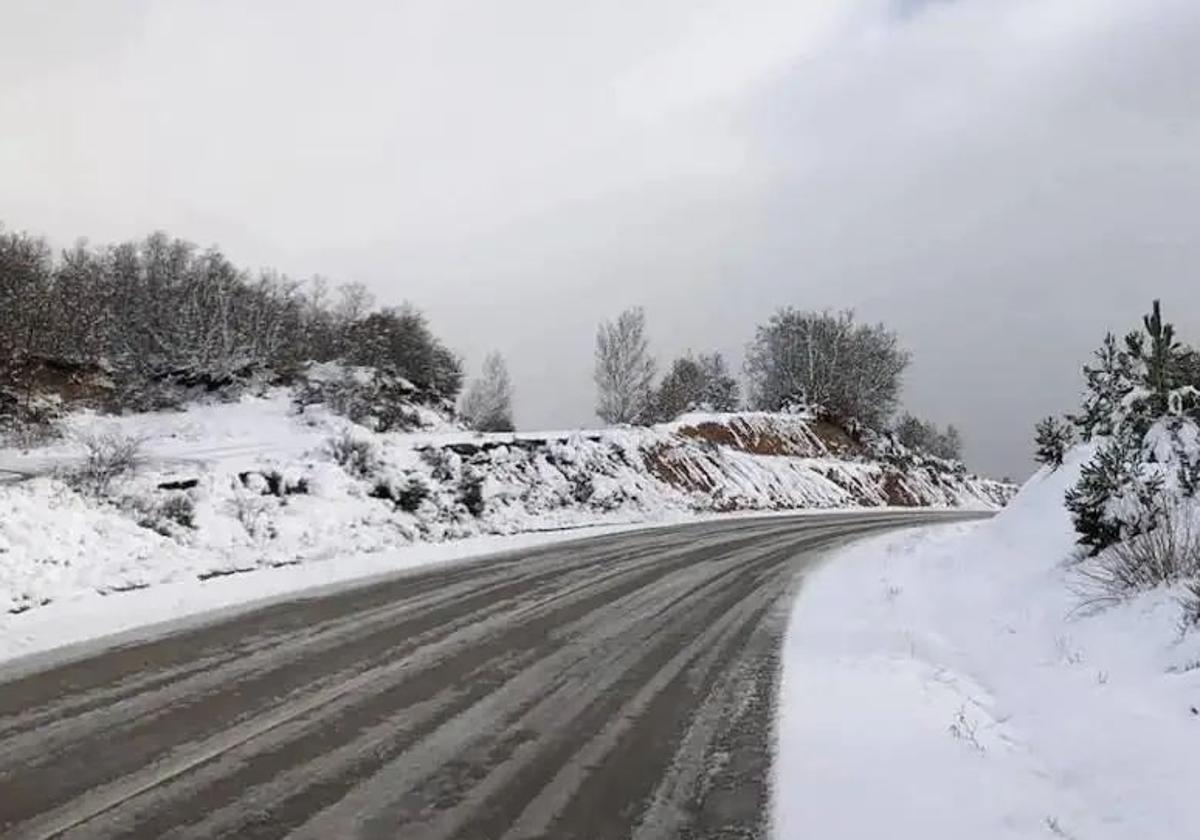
[0,389,1010,666]
[775,448,1200,839]
[0,391,1009,621]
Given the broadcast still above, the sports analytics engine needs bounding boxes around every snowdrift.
[0,392,1011,617]
[775,445,1200,839]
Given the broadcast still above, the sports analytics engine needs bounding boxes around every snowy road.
[0,510,983,839]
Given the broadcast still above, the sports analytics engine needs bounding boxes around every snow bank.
[775,447,1200,839]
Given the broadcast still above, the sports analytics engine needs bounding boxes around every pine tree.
[1122,299,1183,430]
[1033,416,1073,469]
[1070,333,1134,441]
[1064,434,1140,555]
[1064,301,1193,555]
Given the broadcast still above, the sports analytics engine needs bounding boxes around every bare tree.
[460,352,515,432]
[745,308,908,430]
[594,307,656,424]
[0,223,466,415]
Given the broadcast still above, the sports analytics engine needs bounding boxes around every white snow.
[0,390,1009,668]
[774,446,1200,839]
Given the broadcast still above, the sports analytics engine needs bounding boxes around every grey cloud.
[2,0,1198,478]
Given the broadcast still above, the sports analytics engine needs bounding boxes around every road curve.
[0,510,984,839]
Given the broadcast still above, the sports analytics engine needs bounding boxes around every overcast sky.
[3,0,1198,477]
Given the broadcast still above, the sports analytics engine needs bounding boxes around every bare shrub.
[325,431,378,478]
[127,492,196,537]
[420,447,457,482]
[947,707,985,753]
[0,408,62,450]
[1076,506,1200,606]
[1180,579,1200,629]
[64,432,144,496]
[230,491,274,540]
[458,468,486,517]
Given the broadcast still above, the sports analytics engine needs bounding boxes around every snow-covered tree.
[1064,300,1200,556]
[594,307,656,425]
[1033,416,1073,469]
[461,352,515,432]
[893,413,963,461]
[650,351,740,421]
[0,223,465,414]
[347,305,463,401]
[697,352,740,412]
[1069,332,1135,442]
[744,308,908,430]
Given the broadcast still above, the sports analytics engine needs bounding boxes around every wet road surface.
[0,510,983,839]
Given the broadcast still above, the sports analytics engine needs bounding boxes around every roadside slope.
[774,450,1200,839]
[0,387,1012,624]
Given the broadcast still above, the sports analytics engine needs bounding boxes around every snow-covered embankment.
[0,391,1010,662]
[774,448,1200,839]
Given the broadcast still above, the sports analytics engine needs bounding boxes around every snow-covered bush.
[125,491,197,537]
[1076,505,1200,603]
[395,475,431,513]
[63,432,144,496]
[0,413,60,450]
[1180,578,1200,628]
[458,467,486,517]
[421,447,458,482]
[295,363,433,432]
[325,430,379,479]
[229,490,275,541]
[366,472,431,513]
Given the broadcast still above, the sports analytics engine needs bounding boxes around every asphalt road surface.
[0,510,984,840]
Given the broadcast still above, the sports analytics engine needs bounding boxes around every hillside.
[0,379,1012,620]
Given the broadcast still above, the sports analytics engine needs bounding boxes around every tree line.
[0,226,462,414]
[1,222,962,460]
[592,306,962,460]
